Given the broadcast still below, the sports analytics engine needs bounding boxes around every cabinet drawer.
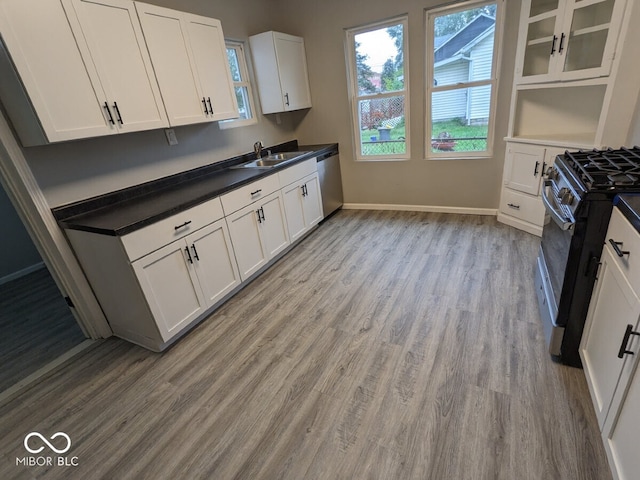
[605,208,640,291]
[278,158,317,187]
[220,174,280,215]
[499,188,545,226]
[122,196,224,261]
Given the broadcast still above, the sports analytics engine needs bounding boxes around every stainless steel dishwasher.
[316,147,343,218]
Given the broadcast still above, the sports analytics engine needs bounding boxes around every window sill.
[218,117,258,130]
[426,154,492,161]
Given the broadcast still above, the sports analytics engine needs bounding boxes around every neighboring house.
[433,14,495,125]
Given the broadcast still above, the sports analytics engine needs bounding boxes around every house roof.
[434,14,495,64]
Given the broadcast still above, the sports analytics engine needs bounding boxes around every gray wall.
[277,0,521,209]
[0,182,41,279]
[11,0,520,210]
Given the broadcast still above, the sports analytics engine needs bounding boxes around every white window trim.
[425,0,504,160]
[219,40,258,130]
[346,16,410,162]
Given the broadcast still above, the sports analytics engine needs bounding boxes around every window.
[426,0,503,158]
[220,41,257,129]
[346,18,409,161]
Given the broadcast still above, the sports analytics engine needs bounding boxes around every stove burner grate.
[564,146,640,190]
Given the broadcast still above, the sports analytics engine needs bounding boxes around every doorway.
[0,182,86,392]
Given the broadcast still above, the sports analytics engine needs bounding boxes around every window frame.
[345,16,410,162]
[219,40,258,130]
[425,0,504,160]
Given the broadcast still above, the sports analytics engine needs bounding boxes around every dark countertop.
[54,141,338,236]
[615,195,640,234]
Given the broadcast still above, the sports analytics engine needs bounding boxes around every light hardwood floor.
[0,210,611,479]
[0,267,86,392]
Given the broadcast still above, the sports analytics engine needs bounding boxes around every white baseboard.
[496,212,543,237]
[342,203,497,216]
[0,261,45,286]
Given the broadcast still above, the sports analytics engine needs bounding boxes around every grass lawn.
[358,120,489,155]
[430,120,487,140]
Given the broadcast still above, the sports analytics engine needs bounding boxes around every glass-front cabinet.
[516,0,625,83]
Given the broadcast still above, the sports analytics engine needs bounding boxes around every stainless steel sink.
[232,151,311,169]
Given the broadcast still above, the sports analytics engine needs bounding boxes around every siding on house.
[432,60,469,123]
[468,33,494,122]
[432,27,494,125]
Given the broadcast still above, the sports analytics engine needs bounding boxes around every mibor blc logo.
[16,432,79,467]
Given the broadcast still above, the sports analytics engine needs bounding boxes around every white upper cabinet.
[0,0,112,145]
[135,3,238,125]
[185,15,239,122]
[62,0,168,133]
[516,0,626,84]
[249,31,312,114]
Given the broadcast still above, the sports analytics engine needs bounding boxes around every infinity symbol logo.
[24,432,71,454]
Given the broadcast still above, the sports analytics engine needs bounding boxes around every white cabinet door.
[185,15,238,121]
[282,182,307,242]
[249,31,312,114]
[187,219,240,307]
[282,173,323,243]
[226,204,268,281]
[302,174,323,228]
[226,191,290,281]
[555,0,624,81]
[135,3,237,125]
[503,143,546,195]
[64,0,168,133]
[0,0,112,144]
[273,33,312,111]
[602,357,640,480]
[134,3,206,126]
[259,191,290,258]
[516,0,625,84]
[580,245,640,428]
[132,239,205,342]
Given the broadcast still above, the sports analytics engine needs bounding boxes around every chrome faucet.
[253,140,264,159]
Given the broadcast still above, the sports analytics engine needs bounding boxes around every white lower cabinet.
[603,359,640,480]
[133,218,241,341]
[66,158,324,350]
[282,173,323,242]
[497,141,568,236]
[226,191,289,281]
[132,237,207,342]
[580,245,640,428]
[580,207,640,480]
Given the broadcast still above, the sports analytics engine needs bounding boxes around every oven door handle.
[542,180,575,231]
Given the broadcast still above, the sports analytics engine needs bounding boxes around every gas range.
[537,146,640,367]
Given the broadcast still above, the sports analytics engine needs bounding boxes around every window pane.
[354,24,404,95]
[358,96,406,156]
[430,85,491,153]
[226,47,242,82]
[235,86,251,120]
[433,5,496,87]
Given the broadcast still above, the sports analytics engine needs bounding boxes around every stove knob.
[559,188,574,205]
[547,168,559,181]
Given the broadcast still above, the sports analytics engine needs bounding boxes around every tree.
[434,5,497,37]
[386,25,404,72]
[355,41,376,94]
[381,58,403,92]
